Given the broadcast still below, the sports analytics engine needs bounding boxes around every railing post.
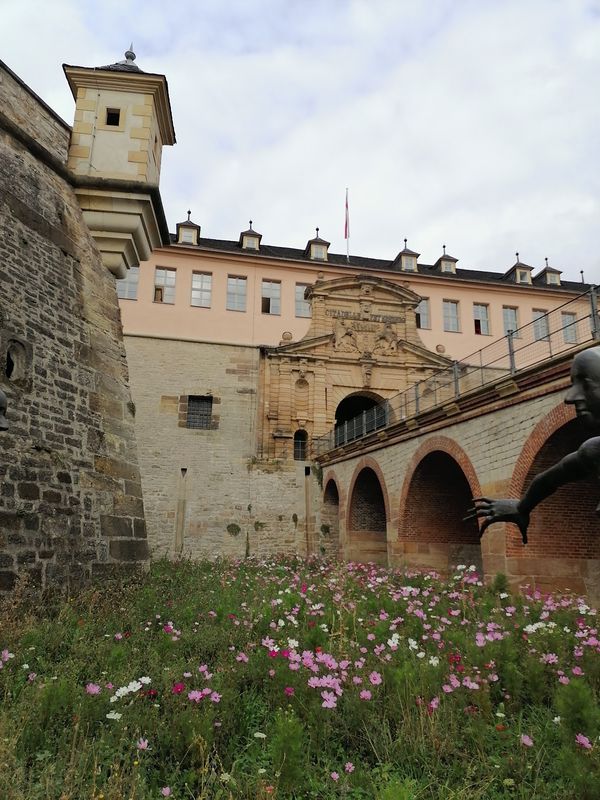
[362,410,367,438]
[590,286,600,341]
[507,330,516,374]
[343,420,348,446]
[453,360,460,398]
[414,383,420,414]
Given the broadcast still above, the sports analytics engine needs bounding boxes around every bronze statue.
[0,387,7,431]
[467,345,600,543]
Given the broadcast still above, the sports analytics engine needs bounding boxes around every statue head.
[565,346,600,427]
[0,388,8,431]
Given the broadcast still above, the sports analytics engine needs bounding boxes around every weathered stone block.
[109,539,150,561]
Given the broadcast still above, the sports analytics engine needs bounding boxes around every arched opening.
[334,392,387,446]
[347,467,388,563]
[321,479,340,557]
[293,429,308,461]
[510,418,599,597]
[5,340,26,382]
[400,451,481,574]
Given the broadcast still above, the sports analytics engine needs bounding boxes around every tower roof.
[97,46,143,73]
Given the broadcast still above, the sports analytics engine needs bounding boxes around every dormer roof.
[304,228,330,259]
[433,246,459,272]
[239,221,262,249]
[175,212,201,245]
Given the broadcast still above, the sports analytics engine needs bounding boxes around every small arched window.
[293,429,308,461]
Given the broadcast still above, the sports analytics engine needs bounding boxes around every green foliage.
[227,522,241,536]
[269,708,306,792]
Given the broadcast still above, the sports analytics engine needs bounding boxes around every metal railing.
[313,286,599,456]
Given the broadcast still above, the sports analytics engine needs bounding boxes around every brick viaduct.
[317,348,600,602]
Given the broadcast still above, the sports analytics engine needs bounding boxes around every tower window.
[106,108,121,126]
[294,430,308,461]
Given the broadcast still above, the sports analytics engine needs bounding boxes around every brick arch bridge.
[316,350,600,601]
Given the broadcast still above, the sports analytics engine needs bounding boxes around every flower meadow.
[0,559,600,799]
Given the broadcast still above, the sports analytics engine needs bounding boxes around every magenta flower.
[369,671,382,686]
[344,761,355,773]
[575,733,592,750]
[172,682,185,694]
[188,690,203,703]
[321,690,337,709]
[359,690,372,701]
[284,686,295,696]
[85,683,101,695]
[210,691,222,703]
[520,734,534,748]
[330,772,339,782]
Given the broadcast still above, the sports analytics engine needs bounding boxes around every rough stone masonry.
[0,61,149,590]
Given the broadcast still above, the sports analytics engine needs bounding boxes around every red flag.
[344,188,350,239]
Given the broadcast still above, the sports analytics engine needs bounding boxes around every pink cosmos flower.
[172,682,185,694]
[321,690,337,709]
[210,691,222,703]
[572,666,584,676]
[345,762,355,773]
[359,690,372,701]
[85,683,101,695]
[28,672,37,682]
[369,671,382,686]
[136,737,149,750]
[575,733,592,750]
[330,772,339,782]
[114,633,123,641]
[559,675,570,685]
[188,690,203,703]
[161,788,172,797]
[520,734,534,748]
[284,686,295,696]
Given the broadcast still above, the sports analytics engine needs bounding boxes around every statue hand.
[465,498,530,544]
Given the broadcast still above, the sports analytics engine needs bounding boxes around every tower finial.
[581,269,585,285]
[316,227,319,238]
[404,238,407,248]
[125,44,136,62]
[187,209,191,222]
[249,220,253,230]
[443,244,446,255]
[516,251,519,262]
[545,257,549,268]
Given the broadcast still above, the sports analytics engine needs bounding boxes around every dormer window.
[305,228,330,261]
[547,272,560,285]
[311,243,327,261]
[394,239,420,272]
[517,269,531,284]
[181,228,195,244]
[239,221,262,251]
[441,260,455,273]
[243,234,259,250]
[175,211,200,246]
[435,247,458,274]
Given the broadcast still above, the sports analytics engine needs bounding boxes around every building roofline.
[0,58,71,131]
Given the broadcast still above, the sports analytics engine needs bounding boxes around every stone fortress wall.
[0,61,149,589]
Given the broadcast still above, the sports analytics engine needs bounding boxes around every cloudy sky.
[2,0,599,281]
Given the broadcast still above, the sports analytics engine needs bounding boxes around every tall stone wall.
[0,63,148,590]
[124,336,320,559]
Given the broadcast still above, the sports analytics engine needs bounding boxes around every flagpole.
[345,187,350,264]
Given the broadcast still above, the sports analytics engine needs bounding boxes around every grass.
[0,556,598,799]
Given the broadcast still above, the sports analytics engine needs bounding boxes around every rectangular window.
[415,298,430,329]
[562,312,578,344]
[191,272,212,308]
[402,256,417,271]
[533,309,549,341]
[106,108,120,126]
[116,265,139,300]
[517,269,531,284]
[226,276,247,311]
[503,306,519,336]
[443,300,460,332]
[261,279,281,315]
[186,395,213,429]
[311,244,327,260]
[295,284,311,318]
[181,228,195,244]
[473,303,490,335]
[154,267,176,304]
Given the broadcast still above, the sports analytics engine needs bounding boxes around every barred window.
[294,429,308,461]
[187,395,213,429]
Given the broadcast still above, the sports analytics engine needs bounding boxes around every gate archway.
[346,462,389,564]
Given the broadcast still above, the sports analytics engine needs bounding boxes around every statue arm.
[468,437,600,543]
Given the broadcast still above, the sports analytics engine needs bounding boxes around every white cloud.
[2,0,599,281]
